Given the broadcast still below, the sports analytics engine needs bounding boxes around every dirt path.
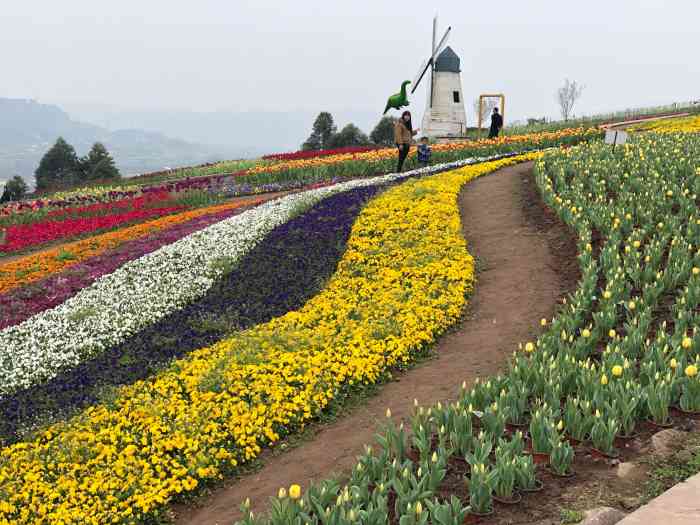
[173,161,579,525]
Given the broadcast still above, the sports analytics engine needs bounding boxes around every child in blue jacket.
[417,137,432,168]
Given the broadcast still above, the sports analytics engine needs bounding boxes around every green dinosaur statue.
[383,80,411,114]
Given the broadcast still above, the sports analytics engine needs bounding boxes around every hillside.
[0,98,223,185]
[64,104,380,158]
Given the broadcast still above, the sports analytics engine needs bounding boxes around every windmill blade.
[410,58,433,94]
[432,15,437,55]
[432,26,452,60]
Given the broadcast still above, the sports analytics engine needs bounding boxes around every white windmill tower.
[410,16,468,138]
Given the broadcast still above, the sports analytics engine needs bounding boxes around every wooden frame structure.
[477,93,506,136]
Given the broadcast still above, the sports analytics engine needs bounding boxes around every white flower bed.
[0,153,519,398]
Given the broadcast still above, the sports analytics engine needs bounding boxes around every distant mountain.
[0,98,385,187]
[63,104,382,160]
[0,98,229,186]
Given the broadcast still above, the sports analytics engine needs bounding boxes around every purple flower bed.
[0,184,386,443]
[0,204,256,330]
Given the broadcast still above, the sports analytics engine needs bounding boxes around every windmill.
[411,16,468,138]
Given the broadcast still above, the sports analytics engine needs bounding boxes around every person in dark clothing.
[394,110,419,172]
[489,107,503,138]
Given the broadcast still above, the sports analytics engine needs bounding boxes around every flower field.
[224,132,700,524]
[0,124,631,524]
[0,152,524,430]
[0,127,599,225]
[2,198,187,254]
[0,183,386,440]
[0,153,539,524]
[0,198,269,329]
[262,145,379,161]
[245,128,598,182]
[0,197,267,295]
[628,114,700,133]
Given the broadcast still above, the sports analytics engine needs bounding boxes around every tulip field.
[2,120,700,524]
[628,113,700,133]
[229,131,700,524]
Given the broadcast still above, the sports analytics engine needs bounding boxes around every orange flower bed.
[0,197,264,295]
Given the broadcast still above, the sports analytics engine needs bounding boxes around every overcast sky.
[2,0,698,122]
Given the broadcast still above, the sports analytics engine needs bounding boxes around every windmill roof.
[434,46,461,73]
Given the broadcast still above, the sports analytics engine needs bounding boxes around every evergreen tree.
[81,142,120,181]
[370,116,397,146]
[0,176,28,203]
[302,112,336,151]
[327,123,370,148]
[34,137,80,190]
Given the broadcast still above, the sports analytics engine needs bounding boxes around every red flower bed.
[1,175,234,222]
[45,191,173,221]
[262,145,379,161]
[1,205,185,253]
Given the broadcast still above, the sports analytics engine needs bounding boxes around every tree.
[327,123,370,148]
[302,112,337,151]
[35,137,80,190]
[473,98,498,128]
[80,142,120,181]
[0,176,28,203]
[370,116,397,146]
[557,79,584,121]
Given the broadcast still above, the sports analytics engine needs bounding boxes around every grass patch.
[642,432,700,502]
[67,306,98,323]
[560,508,584,524]
[55,250,77,262]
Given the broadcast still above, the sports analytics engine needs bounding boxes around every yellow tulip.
[289,484,302,500]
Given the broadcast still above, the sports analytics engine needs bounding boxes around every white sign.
[605,130,628,146]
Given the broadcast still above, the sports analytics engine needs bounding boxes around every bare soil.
[173,161,581,524]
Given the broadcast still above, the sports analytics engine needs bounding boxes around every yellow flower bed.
[0,153,540,524]
[629,114,700,133]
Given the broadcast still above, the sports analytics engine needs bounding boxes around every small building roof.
[434,46,460,73]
